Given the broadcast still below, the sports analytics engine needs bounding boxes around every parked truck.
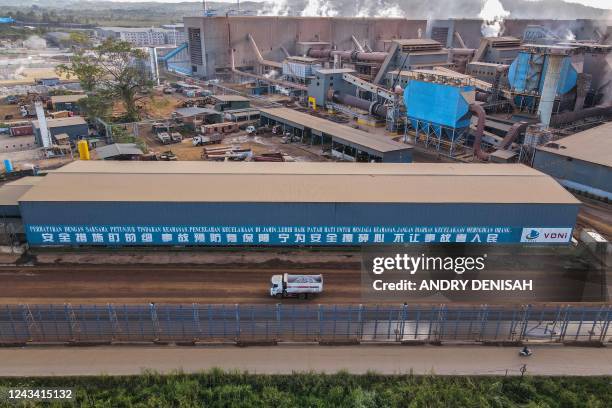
[157,132,172,144]
[192,133,223,146]
[170,132,182,143]
[270,274,323,299]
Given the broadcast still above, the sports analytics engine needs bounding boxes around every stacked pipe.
[332,91,387,118]
[307,49,388,63]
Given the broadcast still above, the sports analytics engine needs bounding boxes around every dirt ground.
[1,345,610,377]
[2,245,609,304]
[0,265,361,304]
[576,196,612,240]
[0,103,21,121]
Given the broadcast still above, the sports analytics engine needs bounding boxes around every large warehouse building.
[0,161,580,246]
[533,122,611,201]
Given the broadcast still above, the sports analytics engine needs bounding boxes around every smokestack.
[35,101,51,148]
[538,53,564,128]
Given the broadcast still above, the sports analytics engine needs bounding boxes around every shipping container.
[10,125,34,137]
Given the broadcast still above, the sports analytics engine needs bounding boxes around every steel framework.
[0,304,610,344]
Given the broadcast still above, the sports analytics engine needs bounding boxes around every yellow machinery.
[308,96,317,111]
[77,140,90,160]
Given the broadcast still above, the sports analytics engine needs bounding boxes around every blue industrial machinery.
[404,70,475,156]
[507,49,577,111]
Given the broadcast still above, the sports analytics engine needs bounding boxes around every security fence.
[0,304,610,344]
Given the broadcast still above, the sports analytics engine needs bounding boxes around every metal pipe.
[247,34,282,69]
[308,49,388,62]
[469,103,488,161]
[538,54,564,127]
[550,104,612,127]
[351,35,365,53]
[497,121,528,150]
[574,73,591,112]
[332,91,387,117]
[231,49,306,91]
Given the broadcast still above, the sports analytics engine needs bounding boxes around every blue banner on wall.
[25,225,574,245]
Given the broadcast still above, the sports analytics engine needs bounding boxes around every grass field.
[0,370,610,407]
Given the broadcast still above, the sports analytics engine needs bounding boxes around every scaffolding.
[406,117,470,157]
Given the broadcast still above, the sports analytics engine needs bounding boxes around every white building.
[97,27,173,46]
[161,24,187,45]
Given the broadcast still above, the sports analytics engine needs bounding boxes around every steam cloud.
[23,35,47,50]
[478,0,510,37]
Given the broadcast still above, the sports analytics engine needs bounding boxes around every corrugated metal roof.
[1,176,44,207]
[212,95,250,102]
[260,108,410,154]
[5,176,44,186]
[24,162,579,204]
[173,107,218,117]
[94,143,144,159]
[50,94,87,104]
[536,122,612,168]
[32,116,87,129]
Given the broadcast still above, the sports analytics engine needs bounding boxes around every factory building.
[533,122,612,201]
[182,16,610,79]
[32,116,89,145]
[5,161,579,247]
[259,108,412,163]
[212,95,251,111]
[50,94,87,113]
[183,16,426,78]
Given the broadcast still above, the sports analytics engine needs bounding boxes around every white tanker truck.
[270,274,323,299]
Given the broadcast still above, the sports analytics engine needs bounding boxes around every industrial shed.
[16,161,580,246]
[533,122,612,200]
[32,116,89,145]
[260,108,412,163]
[50,94,87,112]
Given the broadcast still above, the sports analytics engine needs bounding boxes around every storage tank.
[3,159,13,173]
[77,140,90,160]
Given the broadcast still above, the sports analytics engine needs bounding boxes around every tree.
[57,38,153,122]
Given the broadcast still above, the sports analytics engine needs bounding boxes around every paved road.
[1,345,611,377]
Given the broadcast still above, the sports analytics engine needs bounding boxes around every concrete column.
[538,54,564,128]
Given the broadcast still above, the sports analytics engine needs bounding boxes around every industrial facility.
[2,0,612,386]
[170,15,612,162]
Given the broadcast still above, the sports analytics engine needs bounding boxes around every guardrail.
[1,304,610,345]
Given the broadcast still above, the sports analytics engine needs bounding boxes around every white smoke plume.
[357,1,406,18]
[260,0,408,18]
[301,0,339,17]
[561,28,576,41]
[264,69,279,79]
[258,0,290,16]
[478,0,510,37]
[23,35,47,50]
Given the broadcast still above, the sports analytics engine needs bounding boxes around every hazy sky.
[103,0,612,8]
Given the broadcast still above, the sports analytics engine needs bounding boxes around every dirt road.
[0,265,361,304]
[0,345,610,376]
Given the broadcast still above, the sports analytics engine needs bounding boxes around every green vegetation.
[111,125,148,153]
[57,38,153,123]
[0,370,609,407]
